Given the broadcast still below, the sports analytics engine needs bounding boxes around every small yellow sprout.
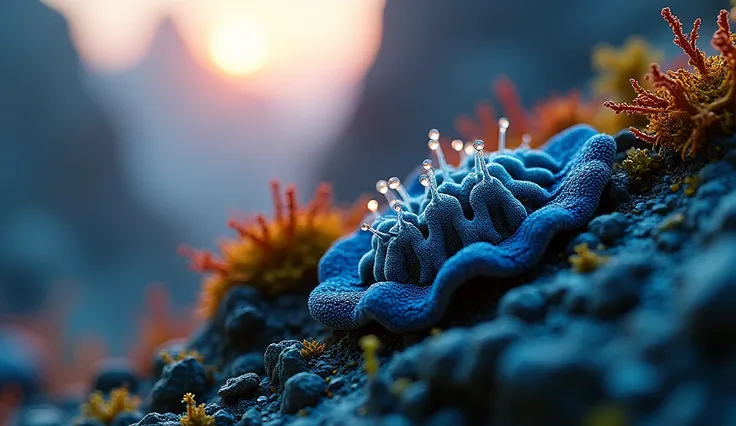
[359,335,380,378]
[180,393,215,426]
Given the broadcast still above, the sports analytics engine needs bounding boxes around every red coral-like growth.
[604,8,736,159]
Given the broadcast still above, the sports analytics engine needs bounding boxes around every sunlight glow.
[41,0,385,93]
[208,19,268,76]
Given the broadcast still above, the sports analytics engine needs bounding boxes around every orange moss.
[80,387,140,425]
[604,8,736,159]
[128,283,198,376]
[182,181,362,318]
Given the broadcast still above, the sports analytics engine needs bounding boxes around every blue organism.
[309,124,616,332]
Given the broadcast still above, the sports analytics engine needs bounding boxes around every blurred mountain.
[0,0,189,347]
[90,17,276,246]
[316,0,726,201]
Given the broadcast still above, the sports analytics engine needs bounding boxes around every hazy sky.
[40,0,387,242]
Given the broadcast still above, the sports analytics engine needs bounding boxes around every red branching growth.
[128,284,198,376]
[662,8,708,75]
[0,386,22,426]
[181,181,361,318]
[604,8,736,159]
[456,76,606,149]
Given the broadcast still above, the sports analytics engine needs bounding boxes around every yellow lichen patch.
[604,8,736,159]
[658,213,685,231]
[583,404,629,426]
[182,181,362,318]
[622,148,661,180]
[300,339,326,359]
[180,393,215,426]
[359,335,380,378]
[160,350,204,365]
[569,243,609,273]
[390,378,412,396]
[80,388,140,426]
[683,175,701,196]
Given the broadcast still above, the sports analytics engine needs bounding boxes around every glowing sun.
[208,19,268,76]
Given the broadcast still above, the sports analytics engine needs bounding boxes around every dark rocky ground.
[8,130,736,426]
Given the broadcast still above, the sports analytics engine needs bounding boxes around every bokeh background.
[0,0,727,391]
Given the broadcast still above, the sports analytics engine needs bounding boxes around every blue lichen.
[309,125,616,332]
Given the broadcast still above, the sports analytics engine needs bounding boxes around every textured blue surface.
[309,125,616,332]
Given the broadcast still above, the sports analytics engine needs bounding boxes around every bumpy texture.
[309,125,616,332]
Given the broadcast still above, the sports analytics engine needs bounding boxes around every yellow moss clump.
[622,148,661,180]
[80,388,140,426]
[300,339,326,359]
[593,37,664,133]
[569,243,610,273]
[683,175,701,196]
[604,8,736,159]
[593,37,664,101]
[359,335,380,378]
[161,350,204,365]
[181,181,363,318]
[180,393,215,426]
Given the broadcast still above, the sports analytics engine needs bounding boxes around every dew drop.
[390,200,402,212]
[428,128,440,141]
[427,139,440,151]
[451,139,464,152]
[473,139,485,151]
[376,180,389,194]
[360,223,370,231]
[388,177,401,190]
[464,143,474,156]
[422,159,433,170]
[419,174,430,187]
[498,117,510,129]
[367,199,379,213]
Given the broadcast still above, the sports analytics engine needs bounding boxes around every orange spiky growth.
[80,387,140,425]
[180,393,215,426]
[604,8,736,160]
[0,283,108,397]
[129,284,198,377]
[456,76,607,148]
[455,76,529,150]
[182,181,361,318]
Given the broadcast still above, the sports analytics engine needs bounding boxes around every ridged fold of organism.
[309,125,616,332]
